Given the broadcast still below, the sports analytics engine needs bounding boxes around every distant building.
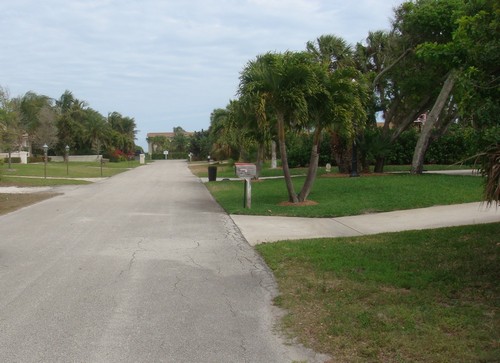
[146,131,194,155]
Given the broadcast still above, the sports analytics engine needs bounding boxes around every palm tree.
[239,51,316,203]
[55,91,87,154]
[209,107,234,160]
[236,93,273,176]
[108,112,137,153]
[477,144,500,206]
[299,64,367,201]
[306,35,360,174]
[83,109,108,154]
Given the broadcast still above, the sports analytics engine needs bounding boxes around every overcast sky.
[1,0,403,149]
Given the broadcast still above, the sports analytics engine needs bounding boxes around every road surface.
[0,160,326,363]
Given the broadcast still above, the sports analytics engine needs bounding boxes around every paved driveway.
[0,160,326,362]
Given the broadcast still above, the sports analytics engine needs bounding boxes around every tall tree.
[209,107,240,160]
[239,51,316,203]
[301,36,368,200]
[55,91,87,154]
[18,91,54,153]
[307,35,358,173]
[108,111,137,153]
[83,108,108,154]
[171,126,189,153]
[0,87,22,168]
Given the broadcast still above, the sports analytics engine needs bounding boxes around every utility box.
[235,163,257,179]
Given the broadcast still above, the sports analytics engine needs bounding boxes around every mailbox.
[235,163,257,179]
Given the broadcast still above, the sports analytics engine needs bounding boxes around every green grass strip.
[256,223,500,362]
[207,174,482,217]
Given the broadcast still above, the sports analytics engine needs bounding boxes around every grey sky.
[0,0,402,149]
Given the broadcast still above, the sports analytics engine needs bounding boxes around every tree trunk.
[331,131,350,173]
[298,127,321,202]
[411,71,457,174]
[277,114,298,203]
[374,156,385,173]
[255,142,265,178]
[271,140,277,169]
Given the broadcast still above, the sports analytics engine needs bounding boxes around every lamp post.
[43,144,48,179]
[65,145,70,176]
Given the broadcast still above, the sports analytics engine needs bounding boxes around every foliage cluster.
[201,0,498,203]
[0,89,138,162]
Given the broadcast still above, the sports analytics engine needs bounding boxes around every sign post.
[235,163,257,209]
[163,150,169,159]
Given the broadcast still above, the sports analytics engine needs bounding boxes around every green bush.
[386,129,418,165]
[169,151,189,159]
[3,157,22,163]
[286,132,331,167]
[425,125,469,164]
[151,153,166,160]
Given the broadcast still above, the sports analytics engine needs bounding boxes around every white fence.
[50,155,102,162]
[1,153,102,163]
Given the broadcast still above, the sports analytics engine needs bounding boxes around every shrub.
[107,149,128,162]
[3,157,21,164]
[425,125,469,164]
[386,129,418,165]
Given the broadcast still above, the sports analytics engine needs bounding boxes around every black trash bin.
[208,165,217,181]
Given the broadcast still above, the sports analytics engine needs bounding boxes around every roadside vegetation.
[256,223,500,362]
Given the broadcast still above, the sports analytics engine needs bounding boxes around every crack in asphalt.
[118,238,147,278]
[223,293,249,363]
[173,275,187,298]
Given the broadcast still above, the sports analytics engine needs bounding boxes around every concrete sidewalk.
[231,202,500,245]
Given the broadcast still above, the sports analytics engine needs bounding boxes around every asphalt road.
[0,160,326,363]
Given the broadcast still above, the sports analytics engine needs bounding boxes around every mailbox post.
[235,163,257,208]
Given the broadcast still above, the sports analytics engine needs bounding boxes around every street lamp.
[43,144,48,179]
[65,145,70,176]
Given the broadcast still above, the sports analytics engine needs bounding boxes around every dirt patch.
[0,193,59,216]
[278,200,318,207]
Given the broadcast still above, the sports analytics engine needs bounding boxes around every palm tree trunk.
[277,114,298,203]
[374,156,385,173]
[255,142,265,178]
[298,127,321,202]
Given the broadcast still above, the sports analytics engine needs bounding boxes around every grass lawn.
[0,161,140,186]
[0,161,141,214]
[256,223,500,362]
[206,173,483,217]
[1,160,141,179]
